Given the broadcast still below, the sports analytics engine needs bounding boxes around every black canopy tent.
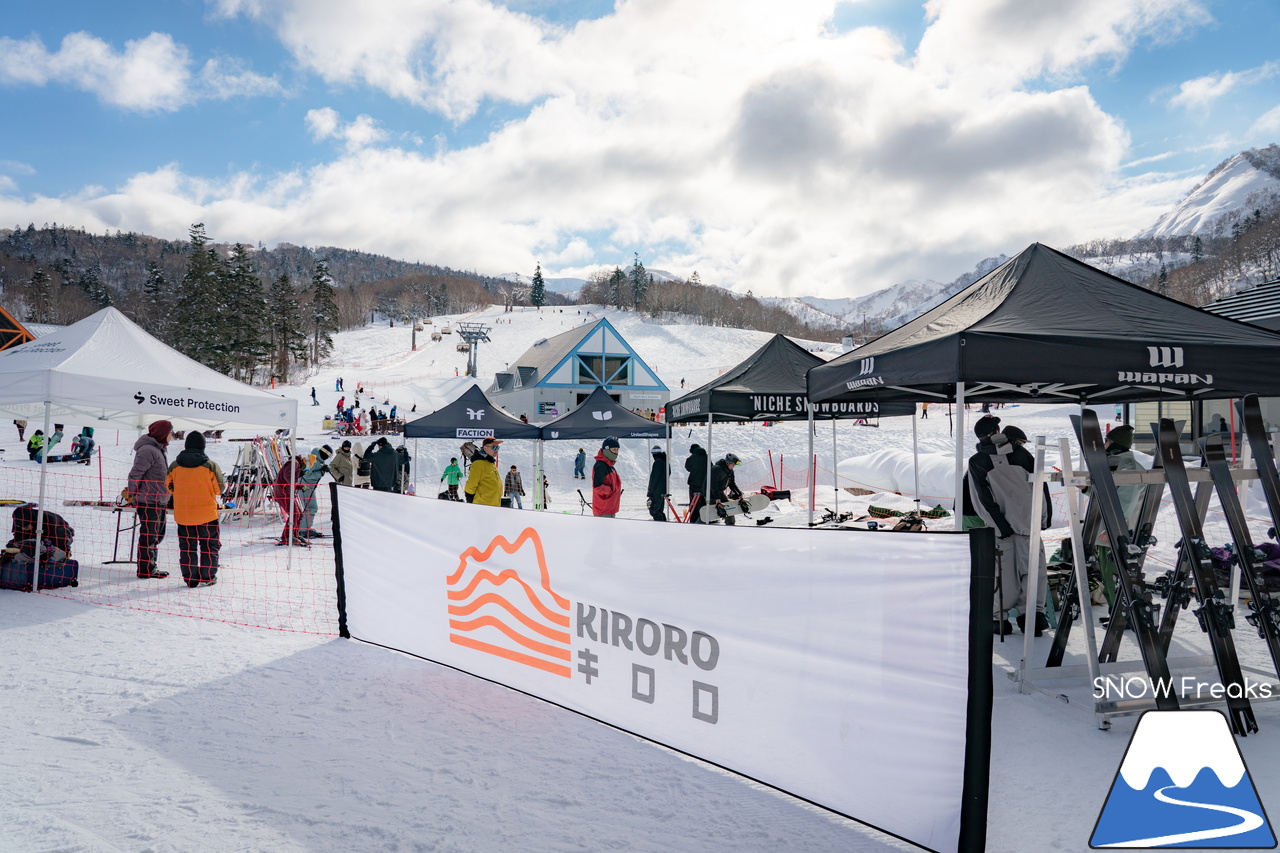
[667,333,915,423]
[539,386,669,441]
[402,385,541,439]
[807,243,1280,407]
[806,242,1280,533]
[402,385,541,499]
[536,387,669,510]
[666,334,916,521]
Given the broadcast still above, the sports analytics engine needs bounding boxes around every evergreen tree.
[607,266,626,308]
[629,253,649,307]
[27,268,53,323]
[530,263,546,310]
[1157,263,1169,292]
[142,261,173,342]
[309,259,339,365]
[78,266,112,307]
[172,224,233,371]
[225,244,270,381]
[268,273,307,381]
[1192,235,1205,263]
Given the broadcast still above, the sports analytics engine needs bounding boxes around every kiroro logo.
[1091,710,1274,848]
[446,528,572,677]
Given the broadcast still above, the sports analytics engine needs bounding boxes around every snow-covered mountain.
[763,256,1007,332]
[1136,146,1280,239]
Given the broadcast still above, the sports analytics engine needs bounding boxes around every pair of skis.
[1075,409,1254,727]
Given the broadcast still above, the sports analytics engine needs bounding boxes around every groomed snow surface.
[5,304,1280,852]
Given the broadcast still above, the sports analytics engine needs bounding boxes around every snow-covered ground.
[5,305,1280,852]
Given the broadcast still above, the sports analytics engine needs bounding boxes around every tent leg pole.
[33,401,52,592]
[665,429,672,518]
[287,434,296,572]
[807,405,815,527]
[832,419,839,515]
[706,415,713,519]
[954,383,965,531]
[913,404,921,513]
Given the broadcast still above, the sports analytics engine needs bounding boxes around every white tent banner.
[335,488,987,853]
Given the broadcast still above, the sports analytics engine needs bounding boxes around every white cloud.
[197,56,287,99]
[1251,104,1280,138]
[0,0,1224,297]
[0,31,192,111]
[305,108,389,152]
[0,30,284,111]
[1170,62,1280,111]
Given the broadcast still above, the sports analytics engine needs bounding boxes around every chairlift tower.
[456,322,492,377]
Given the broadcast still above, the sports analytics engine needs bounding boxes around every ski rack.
[1011,430,1280,731]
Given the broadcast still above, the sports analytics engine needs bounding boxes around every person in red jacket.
[592,436,622,517]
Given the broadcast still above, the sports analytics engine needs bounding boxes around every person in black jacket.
[709,453,745,525]
[967,416,1052,636]
[685,443,708,523]
[367,438,400,492]
[646,446,667,521]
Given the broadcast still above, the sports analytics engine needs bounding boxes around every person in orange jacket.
[166,431,225,587]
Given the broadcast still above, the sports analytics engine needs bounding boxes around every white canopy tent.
[0,307,296,431]
[0,307,299,588]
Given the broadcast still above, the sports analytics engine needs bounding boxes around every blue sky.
[1,0,1278,298]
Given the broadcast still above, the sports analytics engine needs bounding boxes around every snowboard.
[698,493,770,523]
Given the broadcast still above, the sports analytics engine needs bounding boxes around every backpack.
[892,514,926,532]
[357,456,371,477]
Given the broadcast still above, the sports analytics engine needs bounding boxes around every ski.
[1204,433,1280,680]
[1156,417,1256,734]
[1153,478,1213,657]
[1242,394,1280,539]
[1071,411,1178,711]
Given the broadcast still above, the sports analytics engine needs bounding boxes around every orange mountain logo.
[446,527,572,677]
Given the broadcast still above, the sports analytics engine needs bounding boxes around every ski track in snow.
[4,304,1280,852]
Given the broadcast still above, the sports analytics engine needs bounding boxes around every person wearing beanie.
[967,420,1051,637]
[440,456,463,500]
[646,446,668,522]
[291,446,334,538]
[592,437,623,517]
[1092,423,1146,609]
[165,430,226,587]
[330,440,355,487]
[127,419,174,579]
[367,437,400,493]
[504,464,526,509]
[685,443,709,523]
[574,447,587,480]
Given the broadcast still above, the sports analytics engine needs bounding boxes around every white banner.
[335,488,986,853]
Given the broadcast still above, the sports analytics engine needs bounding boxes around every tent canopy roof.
[0,307,297,430]
[403,384,541,440]
[668,334,914,422]
[807,243,1280,405]
[539,386,668,441]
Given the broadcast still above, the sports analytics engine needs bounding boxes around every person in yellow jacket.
[463,437,503,506]
[165,431,225,588]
